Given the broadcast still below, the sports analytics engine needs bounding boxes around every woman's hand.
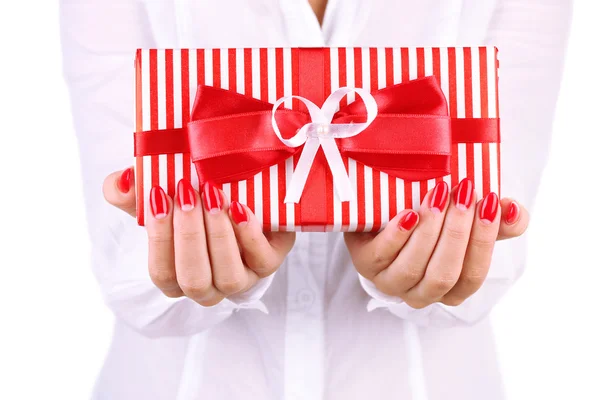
[344,179,529,309]
[103,167,295,306]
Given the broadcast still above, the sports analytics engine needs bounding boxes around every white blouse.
[59,1,572,399]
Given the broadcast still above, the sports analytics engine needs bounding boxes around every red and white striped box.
[134,47,500,232]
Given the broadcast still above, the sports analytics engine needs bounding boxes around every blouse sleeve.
[359,0,573,327]
[59,0,273,338]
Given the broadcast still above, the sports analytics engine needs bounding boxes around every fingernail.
[480,192,499,224]
[398,211,419,231]
[150,186,169,220]
[177,179,196,211]
[429,181,449,213]
[230,201,248,226]
[118,168,132,193]
[453,178,474,211]
[505,201,520,225]
[202,181,222,214]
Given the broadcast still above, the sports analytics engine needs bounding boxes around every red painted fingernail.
[453,178,474,211]
[177,179,196,211]
[429,181,449,213]
[202,181,222,214]
[118,168,132,193]
[506,201,520,225]
[230,201,248,226]
[398,211,419,231]
[480,192,499,224]
[150,186,169,220]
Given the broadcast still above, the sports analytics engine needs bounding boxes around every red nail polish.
[118,168,132,193]
[480,192,499,224]
[202,182,222,214]
[453,178,474,210]
[150,186,169,219]
[230,201,248,225]
[398,211,418,231]
[177,179,196,211]
[429,181,449,213]
[506,201,520,225]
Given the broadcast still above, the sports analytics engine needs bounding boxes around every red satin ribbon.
[134,76,500,186]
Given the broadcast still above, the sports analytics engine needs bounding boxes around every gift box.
[134,47,500,232]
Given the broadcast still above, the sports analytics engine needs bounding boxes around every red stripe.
[181,50,191,185]
[228,49,236,92]
[338,48,347,107]
[369,49,381,231]
[197,50,205,85]
[432,48,444,184]
[389,175,397,217]
[135,51,145,225]
[354,48,366,229]
[260,48,269,103]
[150,50,159,188]
[165,50,176,198]
[276,48,286,229]
[259,49,270,229]
[417,48,429,202]
[292,49,301,226]
[213,49,221,88]
[480,48,491,197]
[448,48,459,188]
[401,48,411,208]
[495,48,501,196]
[338,49,350,229]
[324,49,334,230]
[386,48,394,86]
[463,48,475,184]
[244,49,253,97]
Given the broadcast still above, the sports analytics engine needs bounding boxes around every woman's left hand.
[344,179,529,309]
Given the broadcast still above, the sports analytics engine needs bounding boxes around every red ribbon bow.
[135,75,499,191]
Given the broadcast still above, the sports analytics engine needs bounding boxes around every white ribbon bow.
[271,87,378,204]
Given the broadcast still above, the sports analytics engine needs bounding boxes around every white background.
[0,2,598,399]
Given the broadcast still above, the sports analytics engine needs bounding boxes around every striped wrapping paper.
[134,47,500,232]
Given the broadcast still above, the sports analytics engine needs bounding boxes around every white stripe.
[473,143,483,199]
[362,47,370,91]
[222,183,231,202]
[157,50,166,129]
[236,48,245,95]
[174,154,183,189]
[270,165,279,231]
[455,48,466,118]
[424,47,433,76]
[190,161,200,192]
[377,47,386,89]
[220,49,228,90]
[443,175,452,192]
[267,48,277,103]
[396,178,405,212]
[330,48,342,231]
[427,178,437,191]
[346,48,355,103]
[408,47,418,79]
[489,143,499,193]
[348,159,358,231]
[487,47,498,118]
[364,166,374,232]
[238,181,247,205]
[141,50,151,130]
[411,181,421,210]
[158,154,168,191]
[204,49,213,86]
[380,172,389,228]
[285,158,295,231]
[254,172,263,226]
[330,48,340,90]
[440,48,450,112]
[173,50,182,128]
[188,50,197,114]
[393,48,402,84]
[471,47,481,118]
[458,143,467,181]
[283,48,292,109]
[252,48,261,100]
[143,156,152,225]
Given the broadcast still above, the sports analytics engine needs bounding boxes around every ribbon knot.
[271,87,378,203]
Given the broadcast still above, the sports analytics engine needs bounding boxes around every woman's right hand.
[103,167,296,306]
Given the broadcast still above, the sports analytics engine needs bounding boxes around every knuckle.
[178,278,213,300]
[148,232,174,246]
[442,296,465,307]
[404,299,430,310]
[460,271,487,289]
[251,259,279,278]
[149,268,178,290]
[208,229,230,243]
[214,275,247,295]
[469,236,496,252]
[414,228,440,244]
[197,295,225,307]
[396,266,425,287]
[425,273,458,295]
[444,226,469,242]
[177,229,203,242]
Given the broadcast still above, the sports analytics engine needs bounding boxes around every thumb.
[497,198,529,241]
[103,167,137,218]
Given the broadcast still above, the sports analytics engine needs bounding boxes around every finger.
[344,209,419,280]
[442,192,501,306]
[497,198,529,240]
[173,179,224,306]
[373,181,449,296]
[405,178,476,307]
[146,185,183,298]
[102,167,136,218]
[229,201,295,278]
[202,182,258,296]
